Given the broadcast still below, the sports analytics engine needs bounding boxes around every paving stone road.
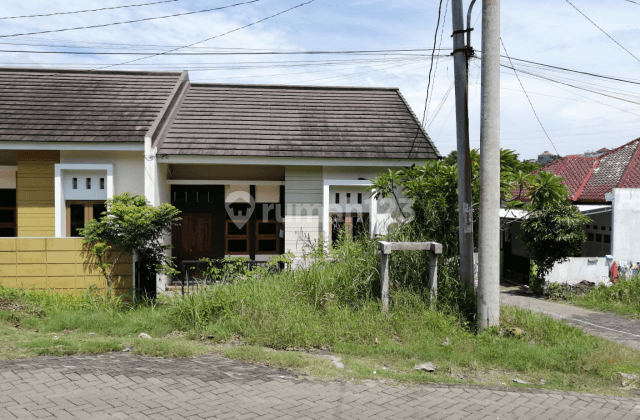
[501,288,640,350]
[2,352,640,419]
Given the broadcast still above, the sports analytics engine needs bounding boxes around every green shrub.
[569,275,640,317]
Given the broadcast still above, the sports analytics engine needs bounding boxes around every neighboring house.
[584,147,611,158]
[537,150,559,165]
[0,68,440,294]
[502,138,640,285]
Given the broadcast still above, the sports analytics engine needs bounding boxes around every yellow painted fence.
[0,238,133,294]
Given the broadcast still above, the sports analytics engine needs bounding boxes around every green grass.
[564,276,640,318]
[2,240,640,396]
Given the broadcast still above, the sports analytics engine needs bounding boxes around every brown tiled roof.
[537,138,640,203]
[0,68,183,143]
[158,83,440,159]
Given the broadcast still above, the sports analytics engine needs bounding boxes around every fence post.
[378,241,391,311]
[428,248,438,304]
[378,241,442,311]
[380,252,390,311]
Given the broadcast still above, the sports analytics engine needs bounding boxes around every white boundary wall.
[612,188,640,263]
[547,257,611,285]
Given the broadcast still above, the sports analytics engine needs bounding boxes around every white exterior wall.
[284,166,323,256]
[547,257,611,285]
[582,211,612,257]
[60,150,144,197]
[323,166,412,236]
[612,188,640,262]
[61,170,109,201]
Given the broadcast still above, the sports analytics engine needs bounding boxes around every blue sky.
[2,0,640,160]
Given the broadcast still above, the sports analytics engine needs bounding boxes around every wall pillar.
[16,151,59,237]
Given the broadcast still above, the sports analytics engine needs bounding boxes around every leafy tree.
[444,149,541,174]
[520,203,590,293]
[370,149,562,258]
[370,149,578,307]
[79,192,182,298]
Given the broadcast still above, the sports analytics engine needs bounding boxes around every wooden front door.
[173,213,213,261]
[171,185,226,269]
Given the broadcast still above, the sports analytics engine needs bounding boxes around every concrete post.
[378,241,442,310]
[451,0,475,289]
[428,249,438,303]
[478,0,501,330]
[380,252,390,311]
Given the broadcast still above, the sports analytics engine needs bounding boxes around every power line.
[288,59,430,85]
[498,83,640,117]
[0,48,446,56]
[625,0,640,6]
[564,0,640,64]
[403,0,445,161]
[498,63,640,105]
[0,0,262,38]
[93,0,315,71]
[419,0,445,126]
[0,56,431,69]
[426,0,450,122]
[0,0,181,20]
[500,38,560,156]
[427,82,454,129]
[502,56,640,86]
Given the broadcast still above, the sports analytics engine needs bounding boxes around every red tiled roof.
[537,138,640,203]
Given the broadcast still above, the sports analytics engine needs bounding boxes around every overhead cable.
[426,0,450,122]
[0,0,262,38]
[93,0,316,71]
[402,0,445,161]
[564,0,640,64]
[0,48,446,56]
[0,0,181,20]
[500,38,560,156]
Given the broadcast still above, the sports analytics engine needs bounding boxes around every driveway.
[501,287,640,350]
[1,353,640,419]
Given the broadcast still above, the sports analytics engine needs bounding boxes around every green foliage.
[79,192,181,297]
[506,170,571,210]
[444,149,542,174]
[568,275,640,318]
[198,257,252,283]
[370,149,566,261]
[0,284,126,313]
[170,238,381,332]
[3,248,640,393]
[196,253,295,284]
[520,203,590,293]
[371,149,580,299]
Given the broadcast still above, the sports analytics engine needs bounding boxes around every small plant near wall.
[79,192,182,299]
[520,203,590,294]
[198,253,294,284]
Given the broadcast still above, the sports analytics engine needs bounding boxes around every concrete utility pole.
[478,0,501,330]
[451,0,474,289]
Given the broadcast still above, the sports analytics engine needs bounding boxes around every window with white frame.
[55,164,113,238]
[329,187,371,242]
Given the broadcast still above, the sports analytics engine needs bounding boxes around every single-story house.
[501,138,640,285]
[0,68,440,294]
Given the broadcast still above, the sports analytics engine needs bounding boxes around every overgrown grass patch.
[565,276,640,318]
[2,239,640,396]
[0,285,216,359]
